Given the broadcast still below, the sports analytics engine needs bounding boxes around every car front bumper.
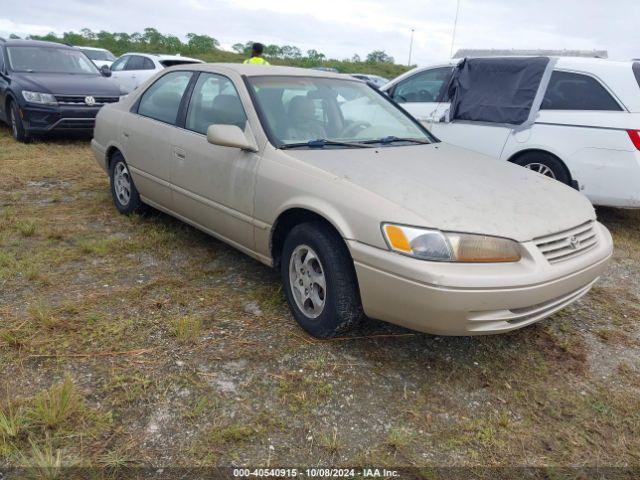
[20,104,103,133]
[348,222,613,335]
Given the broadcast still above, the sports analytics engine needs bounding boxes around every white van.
[383,58,640,208]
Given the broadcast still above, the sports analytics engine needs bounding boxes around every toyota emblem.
[84,96,96,106]
[569,235,581,250]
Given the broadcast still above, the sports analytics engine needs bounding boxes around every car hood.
[12,72,123,96]
[284,143,595,242]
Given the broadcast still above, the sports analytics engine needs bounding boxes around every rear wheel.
[8,101,31,143]
[513,152,570,185]
[281,222,363,338]
[109,152,145,214]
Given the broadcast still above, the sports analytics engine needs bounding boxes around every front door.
[170,72,260,250]
[388,66,454,123]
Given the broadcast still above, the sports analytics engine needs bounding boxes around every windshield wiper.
[363,136,431,145]
[280,139,374,149]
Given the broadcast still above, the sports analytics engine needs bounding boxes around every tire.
[281,222,364,338]
[513,152,570,185]
[109,152,145,214]
[8,100,31,143]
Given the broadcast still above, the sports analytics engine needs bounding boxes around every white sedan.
[109,53,203,93]
[383,57,640,208]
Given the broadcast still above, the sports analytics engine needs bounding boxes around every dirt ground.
[1,125,639,478]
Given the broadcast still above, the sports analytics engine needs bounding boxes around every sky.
[1,0,639,65]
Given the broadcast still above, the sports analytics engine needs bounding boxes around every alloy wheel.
[113,162,132,206]
[289,244,326,318]
[524,162,556,179]
[10,108,18,139]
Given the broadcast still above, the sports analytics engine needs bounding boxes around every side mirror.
[100,65,112,77]
[207,124,257,152]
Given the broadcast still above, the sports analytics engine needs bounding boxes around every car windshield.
[247,76,432,147]
[81,49,116,61]
[7,46,99,74]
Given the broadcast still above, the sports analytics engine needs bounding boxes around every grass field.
[1,125,640,478]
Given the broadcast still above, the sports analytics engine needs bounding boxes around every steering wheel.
[342,121,372,138]
[418,90,435,102]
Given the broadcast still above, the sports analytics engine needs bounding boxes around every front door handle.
[173,147,186,160]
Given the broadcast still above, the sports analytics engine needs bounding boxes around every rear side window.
[542,71,622,111]
[137,71,193,125]
[633,63,640,88]
[185,73,247,134]
[0,46,4,72]
[142,58,155,70]
[391,67,453,103]
[125,55,154,71]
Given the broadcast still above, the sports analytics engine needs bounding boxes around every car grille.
[533,221,598,264]
[54,95,120,106]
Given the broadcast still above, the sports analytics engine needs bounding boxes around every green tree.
[186,33,218,53]
[265,44,282,57]
[163,34,183,52]
[366,50,394,64]
[142,27,164,50]
[306,49,326,61]
[80,28,95,40]
[231,43,246,54]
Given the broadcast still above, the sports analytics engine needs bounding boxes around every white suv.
[383,58,640,208]
[76,46,116,68]
[109,53,203,93]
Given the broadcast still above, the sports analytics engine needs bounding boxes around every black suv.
[0,38,123,142]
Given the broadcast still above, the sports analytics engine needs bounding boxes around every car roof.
[1,39,73,49]
[178,63,353,79]
[120,52,203,62]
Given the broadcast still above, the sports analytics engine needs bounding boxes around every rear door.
[129,56,158,90]
[122,55,157,92]
[121,70,194,208]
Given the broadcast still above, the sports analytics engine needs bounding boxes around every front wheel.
[513,152,570,185]
[9,101,31,143]
[109,152,145,214]
[281,222,363,338]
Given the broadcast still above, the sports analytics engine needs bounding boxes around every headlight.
[22,91,57,106]
[382,223,521,263]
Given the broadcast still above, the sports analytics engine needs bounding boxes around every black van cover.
[446,57,555,128]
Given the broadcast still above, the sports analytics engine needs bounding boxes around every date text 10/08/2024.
[233,468,400,477]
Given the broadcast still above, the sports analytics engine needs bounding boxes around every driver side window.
[392,67,453,103]
[185,73,247,134]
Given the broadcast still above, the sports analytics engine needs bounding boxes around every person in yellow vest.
[243,43,270,65]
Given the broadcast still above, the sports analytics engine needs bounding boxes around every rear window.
[542,71,622,111]
[633,63,640,88]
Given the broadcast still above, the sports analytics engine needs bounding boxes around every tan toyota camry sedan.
[91,64,613,338]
